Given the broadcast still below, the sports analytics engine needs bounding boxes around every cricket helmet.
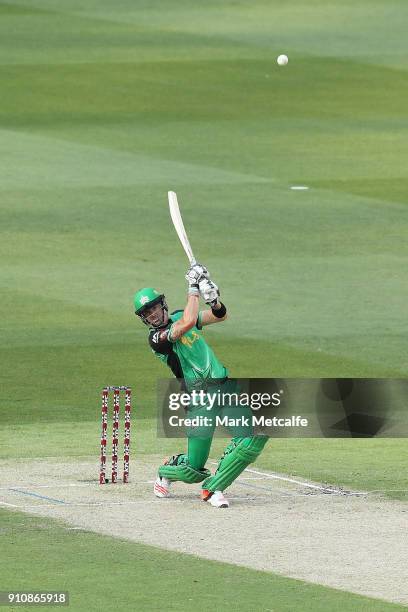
[134,287,168,327]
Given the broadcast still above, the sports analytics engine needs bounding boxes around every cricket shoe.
[154,476,171,498]
[201,489,229,508]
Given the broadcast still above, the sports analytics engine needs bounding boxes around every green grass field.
[1,1,407,610]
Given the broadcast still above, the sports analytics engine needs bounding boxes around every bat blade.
[168,191,196,265]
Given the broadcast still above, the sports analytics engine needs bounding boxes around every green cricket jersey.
[148,310,228,388]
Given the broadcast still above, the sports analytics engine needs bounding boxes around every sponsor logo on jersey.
[181,330,201,347]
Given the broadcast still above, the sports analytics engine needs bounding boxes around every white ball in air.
[277,54,288,66]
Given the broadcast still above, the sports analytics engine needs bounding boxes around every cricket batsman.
[134,263,268,508]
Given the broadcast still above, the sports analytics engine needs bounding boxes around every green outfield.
[1,0,407,610]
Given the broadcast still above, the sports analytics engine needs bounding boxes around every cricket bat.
[168,191,196,265]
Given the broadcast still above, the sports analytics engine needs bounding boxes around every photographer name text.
[168,415,308,428]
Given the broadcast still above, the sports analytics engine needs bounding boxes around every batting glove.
[199,278,220,306]
[186,263,209,282]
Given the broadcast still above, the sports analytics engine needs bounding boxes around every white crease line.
[0,501,21,508]
[65,527,86,530]
[235,476,268,481]
[209,461,368,495]
[243,466,368,495]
